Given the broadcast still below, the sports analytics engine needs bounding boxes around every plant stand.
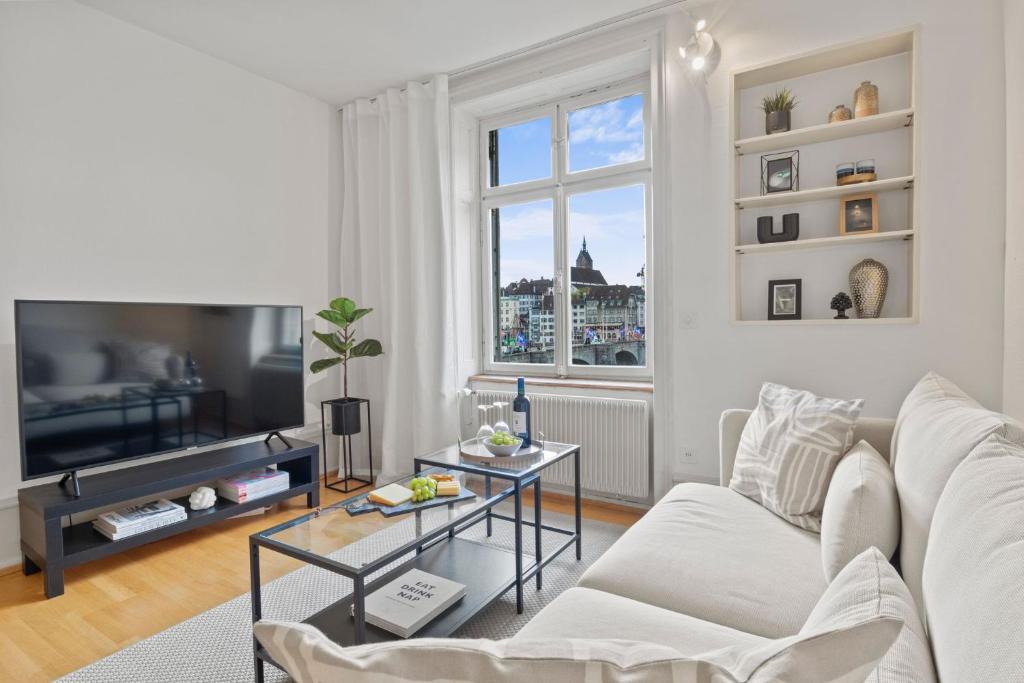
[319,398,373,493]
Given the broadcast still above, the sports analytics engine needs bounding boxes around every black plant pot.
[765,110,791,135]
[331,398,362,436]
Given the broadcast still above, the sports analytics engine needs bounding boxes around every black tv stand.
[264,431,292,448]
[19,438,318,598]
[58,471,82,498]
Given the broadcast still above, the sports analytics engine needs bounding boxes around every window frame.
[478,76,653,380]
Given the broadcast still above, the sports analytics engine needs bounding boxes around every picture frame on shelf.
[767,279,802,320]
[839,192,879,235]
[761,150,799,195]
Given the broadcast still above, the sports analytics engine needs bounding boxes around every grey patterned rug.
[57,506,625,682]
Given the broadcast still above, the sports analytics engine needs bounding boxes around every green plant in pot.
[310,297,383,436]
[761,88,797,135]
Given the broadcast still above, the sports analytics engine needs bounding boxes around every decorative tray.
[342,469,476,518]
[459,437,544,465]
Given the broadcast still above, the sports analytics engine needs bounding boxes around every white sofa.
[516,414,895,645]
[516,373,1024,681]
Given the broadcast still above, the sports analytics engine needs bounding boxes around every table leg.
[514,479,523,614]
[250,540,264,683]
[485,474,492,537]
[534,476,542,590]
[574,449,582,561]
[353,575,367,645]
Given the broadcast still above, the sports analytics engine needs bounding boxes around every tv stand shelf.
[19,438,319,598]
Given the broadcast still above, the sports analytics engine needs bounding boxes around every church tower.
[575,237,593,270]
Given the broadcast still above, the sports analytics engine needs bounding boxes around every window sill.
[469,374,653,394]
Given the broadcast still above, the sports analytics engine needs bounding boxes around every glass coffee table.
[249,441,581,683]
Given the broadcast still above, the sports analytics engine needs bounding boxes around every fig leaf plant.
[309,297,383,398]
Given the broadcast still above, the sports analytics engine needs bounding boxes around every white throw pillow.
[820,440,900,582]
[891,371,1024,616]
[254,615,901,683]
[730,382,864,531]
[922,434,1024,682]
[803,547,937,683]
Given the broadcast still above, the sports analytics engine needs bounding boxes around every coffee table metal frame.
[248,442,582,683]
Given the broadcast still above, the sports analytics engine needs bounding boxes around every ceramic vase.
[849,258,888,318]
[829,104,852,123]
[765,110,791,135]
[854,81,879,118]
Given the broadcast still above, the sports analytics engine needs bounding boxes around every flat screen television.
[15,300,304,480]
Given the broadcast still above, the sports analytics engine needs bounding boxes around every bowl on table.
[482,436,523,457]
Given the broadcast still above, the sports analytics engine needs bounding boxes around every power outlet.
[672,446,697,479]
[681,446,696,460]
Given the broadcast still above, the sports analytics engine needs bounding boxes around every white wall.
[1003,0,1024,419]
[0,1,338,567]
[664,0,1007,487]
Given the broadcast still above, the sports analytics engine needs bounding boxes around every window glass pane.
[488,117,551,187]
[568,185,646,367]
[492,199,554,364]
[567,93,645,173]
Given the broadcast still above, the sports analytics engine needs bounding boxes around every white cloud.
[569,99,643,145]
[498,206,553,241]
[608,142,644,165]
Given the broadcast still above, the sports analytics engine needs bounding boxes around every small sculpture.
[189,486,217,510]
[830,292,853,319]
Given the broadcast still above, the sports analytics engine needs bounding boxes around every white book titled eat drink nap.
[363,569,466,638]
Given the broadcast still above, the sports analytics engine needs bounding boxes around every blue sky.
[495,94,646,290]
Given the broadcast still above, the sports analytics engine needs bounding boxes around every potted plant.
[761,88,797,135]
[310,297,383,436]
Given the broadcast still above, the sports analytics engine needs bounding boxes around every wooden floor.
[0,481,644,682]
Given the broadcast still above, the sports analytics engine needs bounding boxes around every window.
[480,78,651,377]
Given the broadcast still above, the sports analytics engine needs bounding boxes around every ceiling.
[77,0,678,106]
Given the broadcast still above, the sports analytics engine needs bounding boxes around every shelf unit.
[730,28,919,324]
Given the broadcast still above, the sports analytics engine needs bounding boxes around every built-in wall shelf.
[735,108,913,156]
[729,28,919,324]
[735,175,914,210]
[735,229,914,255]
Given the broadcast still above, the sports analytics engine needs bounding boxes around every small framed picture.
[761,150,799,195]
[767,279,802,320]
[839,192,879,235]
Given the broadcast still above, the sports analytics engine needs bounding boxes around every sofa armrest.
[719,409,752,486]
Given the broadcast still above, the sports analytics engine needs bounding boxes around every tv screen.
[15,301,304,480]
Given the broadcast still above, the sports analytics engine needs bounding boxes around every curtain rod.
[339,0,688,110]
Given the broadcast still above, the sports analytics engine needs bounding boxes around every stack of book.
[93,499,187,541]
[217,468,290,503]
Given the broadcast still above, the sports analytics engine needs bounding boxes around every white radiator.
[466,390,650,500]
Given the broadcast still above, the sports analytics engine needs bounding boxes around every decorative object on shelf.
[310,297,383,437]
[761,150,799,195]
[839,192,879,235]
[836,162,855,183]
[188,486,216,510]
[756,213,800,243]
[761,88,797,135]
[856,159,876,175]
[830,292,853,319]
[836,160,877,186]
[768,279,802,320]
[829,104,852,123]
[849,258,889,318]
[854,80,879,118]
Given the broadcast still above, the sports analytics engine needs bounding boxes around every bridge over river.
[500,340,645,366]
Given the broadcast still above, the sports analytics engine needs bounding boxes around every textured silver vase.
[849,258,888,318]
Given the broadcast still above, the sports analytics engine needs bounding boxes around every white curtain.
[338,75,458,482]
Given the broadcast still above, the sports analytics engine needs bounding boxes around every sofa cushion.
[578,483,827,638]
[820,440,900,582]
[804,547,937,683]
[514,586,768,654]
[255,616,902,683]
[891,371,1024,617]
[922,434,1024,682]
[730,382,863,532]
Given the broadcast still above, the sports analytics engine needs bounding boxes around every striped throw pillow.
[729,382,863,532]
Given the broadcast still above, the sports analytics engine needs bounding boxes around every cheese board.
[342,470,476,517]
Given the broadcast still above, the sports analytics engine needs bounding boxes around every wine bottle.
[512,377,531,448]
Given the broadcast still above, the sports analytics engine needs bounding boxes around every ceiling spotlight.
[679,46,687,59]
[684,30,717,72]
[695,18,707,32]
[691,55,706,71]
